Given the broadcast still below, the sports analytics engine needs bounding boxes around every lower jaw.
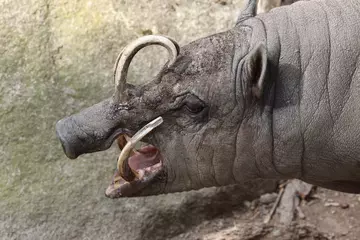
[105,164,164,198]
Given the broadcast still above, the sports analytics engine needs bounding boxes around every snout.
[55,34,180,196]
[55,102,169,197]
[56,118,82,159]
[55,98,130,159]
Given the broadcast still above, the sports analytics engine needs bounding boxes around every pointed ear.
[236,0,257,25]
[243,43,268,99]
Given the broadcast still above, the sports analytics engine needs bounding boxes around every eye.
[184,96,205,114]
[185,102,204,113]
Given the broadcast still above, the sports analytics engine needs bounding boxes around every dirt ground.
[173,182,360,240]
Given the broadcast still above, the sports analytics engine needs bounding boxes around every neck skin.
[233,13,304,181]
[235,0,360,187]
[259,0,360,184]
[264,18,304,180]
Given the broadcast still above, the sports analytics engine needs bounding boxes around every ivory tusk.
[113,35,180,103]
[117,116,164,180]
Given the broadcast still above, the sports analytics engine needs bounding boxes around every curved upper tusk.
[113,35,180,103]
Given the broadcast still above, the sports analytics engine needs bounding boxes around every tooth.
[124,135,131,142]
[117,116,163,181]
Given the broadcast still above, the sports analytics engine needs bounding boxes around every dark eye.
[184,97,205,114]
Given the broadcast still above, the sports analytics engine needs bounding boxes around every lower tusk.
[117,117,164,180]
[124,135,131,142]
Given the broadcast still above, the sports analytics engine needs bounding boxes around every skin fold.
[56,0,360,196]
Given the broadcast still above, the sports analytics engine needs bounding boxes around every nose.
[55,119,79,159]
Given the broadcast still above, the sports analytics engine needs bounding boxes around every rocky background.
[0,0,278,239]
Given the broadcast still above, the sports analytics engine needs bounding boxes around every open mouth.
[105,117,164,198]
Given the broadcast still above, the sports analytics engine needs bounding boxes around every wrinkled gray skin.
[56,0,360,196]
